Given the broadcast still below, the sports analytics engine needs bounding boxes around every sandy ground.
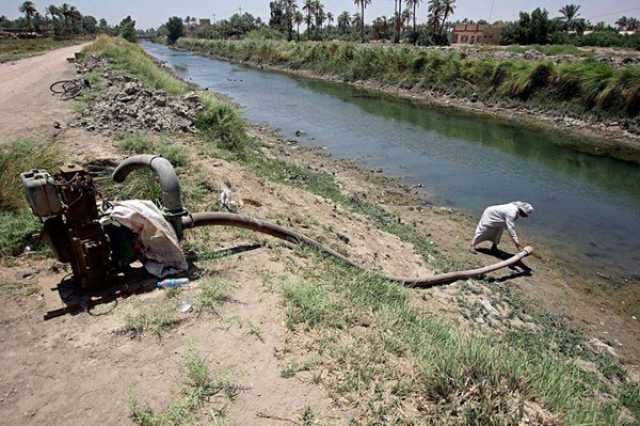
[0,46,431,425]
[0,44,88,142]
[1,45,639,425]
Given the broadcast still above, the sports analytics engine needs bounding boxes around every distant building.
[452,24,504,45]
[199,19,211,27]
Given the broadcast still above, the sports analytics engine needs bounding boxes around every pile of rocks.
[71,67,204,134]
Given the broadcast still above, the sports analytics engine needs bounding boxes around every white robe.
[472,202,521,247]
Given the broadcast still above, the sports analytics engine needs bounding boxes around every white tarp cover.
[109,200,188,278]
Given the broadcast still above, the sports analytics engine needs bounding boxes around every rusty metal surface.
[41,164,113,290]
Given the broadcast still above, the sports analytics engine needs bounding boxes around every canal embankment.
[176,37,640,164]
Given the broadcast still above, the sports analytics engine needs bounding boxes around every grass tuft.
[194,278,231,313]
[117,133,190,167]
[122,302,180,339]
[0,140,62,212]
[0,211,43,257]
[130,347,238,426]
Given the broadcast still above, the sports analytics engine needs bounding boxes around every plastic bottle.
[156,277,190,289]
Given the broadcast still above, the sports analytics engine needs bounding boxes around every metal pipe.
[112,155,183,213]
[182,212,533,287]
[112,155,187,238]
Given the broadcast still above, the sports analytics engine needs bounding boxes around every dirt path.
[0,44,88,142]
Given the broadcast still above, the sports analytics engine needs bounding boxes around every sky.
[1,0,639,30]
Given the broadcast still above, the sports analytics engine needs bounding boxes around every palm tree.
[352,12,362,34]
[402,8,412,30]
[69,5,82,33]
[338,11,351,34]
[354,0,372,43]
[314,1,325,38]
[303,0,315,36]
[559,4,581,31]
[440,0,455,35]
[627,17,640,31]
[19,1,37,30]
[284,0,297,41]
[405,0,421,35]
[326,12,334,28]
[427,0,442,33]
[60,3,72,34]
[615,16,628,31]
[393,0,401,43]
[294,10,304,40]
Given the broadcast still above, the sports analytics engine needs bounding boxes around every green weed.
[117,133,190,167]
[122,302,181,339]
[0,211,43,257]
[194,278,231,313]
[130,348,238,426]
[0,140,62,212]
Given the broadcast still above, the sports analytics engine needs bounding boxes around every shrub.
[0,211,42,257]
[0,140,61,212]
[196,100,247,153]
[118,134,190,167]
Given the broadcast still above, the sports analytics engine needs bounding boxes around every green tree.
[118,15,137,42]
[559,4,581,30]
[19,1,37,30]
[427,0,442,33]
[615,16,628,31]
[440,0,455,34]
[393,0,401,43]
[59,3,72,34]
[303,0,315,36]
[98,18,109,33]
[314,1,325,38]
[285,0,297,41]
[405,0,421,35]
[354,0,372,42]
[294,10,304,39]
[337,11,351,33]
[82,15,97,34]
[166,16,184,44]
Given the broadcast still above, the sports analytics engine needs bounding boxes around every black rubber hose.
[182,212,533,288]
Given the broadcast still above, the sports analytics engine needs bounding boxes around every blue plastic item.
[156,277,190,289]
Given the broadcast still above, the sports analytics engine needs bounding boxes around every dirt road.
[0,44,87,142]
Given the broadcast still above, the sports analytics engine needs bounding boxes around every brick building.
[452,24,504,45]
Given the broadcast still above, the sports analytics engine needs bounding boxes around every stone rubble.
[70,57,204,134]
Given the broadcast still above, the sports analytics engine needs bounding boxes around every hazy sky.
[1,0,639,29]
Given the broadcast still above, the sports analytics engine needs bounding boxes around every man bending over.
[471,201,534,253]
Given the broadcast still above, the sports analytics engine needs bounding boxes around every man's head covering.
[513,201,534,217]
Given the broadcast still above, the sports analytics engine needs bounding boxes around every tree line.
[152,1,639,49]
[502,5,640,48]
[0,1,138,42]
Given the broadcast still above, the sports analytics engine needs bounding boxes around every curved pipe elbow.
[112,154,184,214]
